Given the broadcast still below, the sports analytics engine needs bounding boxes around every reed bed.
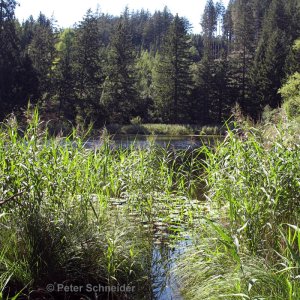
[0,110,205,299]
[175,123,300,299]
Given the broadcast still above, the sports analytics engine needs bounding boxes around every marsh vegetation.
[0,111,206,299]
[0,108,299,300]
[1,0,300,298]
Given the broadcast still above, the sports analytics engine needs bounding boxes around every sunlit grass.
[0,110,205,299]
[105,123,224,136]
[175,122,300,299]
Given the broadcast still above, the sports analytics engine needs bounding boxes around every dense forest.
[0,0,300,127]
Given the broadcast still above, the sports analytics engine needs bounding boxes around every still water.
[84,135,220,299]
[84,134,223,150]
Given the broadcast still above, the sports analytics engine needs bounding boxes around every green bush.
[279,72,300,120]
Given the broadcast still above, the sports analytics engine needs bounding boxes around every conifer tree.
[52,28,76,120]
[251,0,293,111]
[135,50,155,121]
[73,9,105,126]
[0,0,36,117]
[0,0,19,115]
[152,14,193,123]
[230,0,255,110]
[26,13,57,99]
[100,9,138,123]
[193,0,225,124]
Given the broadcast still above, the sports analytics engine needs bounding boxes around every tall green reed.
[175,122,300,300]
[0,110,203,298]
[203,124,300,256]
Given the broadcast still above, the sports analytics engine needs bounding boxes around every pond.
[83,135,221,299]
[152,239,192,300]
[84,134,223,150]
[83,136,219,299]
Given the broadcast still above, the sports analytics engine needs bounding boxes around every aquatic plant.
[175,123,300,299]
[0,110,204,299]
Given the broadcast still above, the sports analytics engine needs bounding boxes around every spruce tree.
[152,14,193,123]
[135,50,155,121]
[26,13,57,99]
[73,9,105,126]
[201,0,218,58]
[52,28,76,120]
[192,0,223,124]
[0,0,36,117]
[100,10,138,123]
[0,0,19,116]
[230,0,255,111]
[251,0,292,111]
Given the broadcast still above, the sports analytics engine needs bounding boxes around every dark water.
[152,238,192,300]
[84,134,223,150]
[84,135,218,299]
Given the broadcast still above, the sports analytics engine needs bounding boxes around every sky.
[15,0,229,33]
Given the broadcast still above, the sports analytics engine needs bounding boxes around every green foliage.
[51,28,76,120]
[0,0,38,118]
[175,222,300,300]
[279,72,300,121]
[0,111,203,298]
[130,116,142,125]
[204,125,300,254]
[175,123,300,300]
[135,50,155,120]
[152,14,193,123]
[251,0,298,112]
[141,124,192,136]
[25,13,57,97]
[1,0,300,129]
[100,10,138,124]
[72,9,105,127]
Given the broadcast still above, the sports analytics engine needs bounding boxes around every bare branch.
[0,191,24,206]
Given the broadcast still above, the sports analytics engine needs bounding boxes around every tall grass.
[105,123,224,136]
[175,122,300,299]
[0,110,204,299]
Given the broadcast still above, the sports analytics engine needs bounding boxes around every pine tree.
[251,0,292,111]
[100,10,138,123]
[73,9,105,126]
[152,14,193,123]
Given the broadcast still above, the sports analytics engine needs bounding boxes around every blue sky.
[15,0,229,33]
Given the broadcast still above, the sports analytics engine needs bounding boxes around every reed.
[0,110,203,298]
[175,122,300,299]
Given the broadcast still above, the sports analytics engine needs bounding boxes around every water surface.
[84,134,223,150]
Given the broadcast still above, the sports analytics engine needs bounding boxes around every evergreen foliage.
[152,14,193,123]
[100,10,138,123]
[0,0,37,118]
[0,0,299,126]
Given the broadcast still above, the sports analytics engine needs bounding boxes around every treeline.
[0,0,299,126]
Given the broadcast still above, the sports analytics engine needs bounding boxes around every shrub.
[279,72,300,121]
